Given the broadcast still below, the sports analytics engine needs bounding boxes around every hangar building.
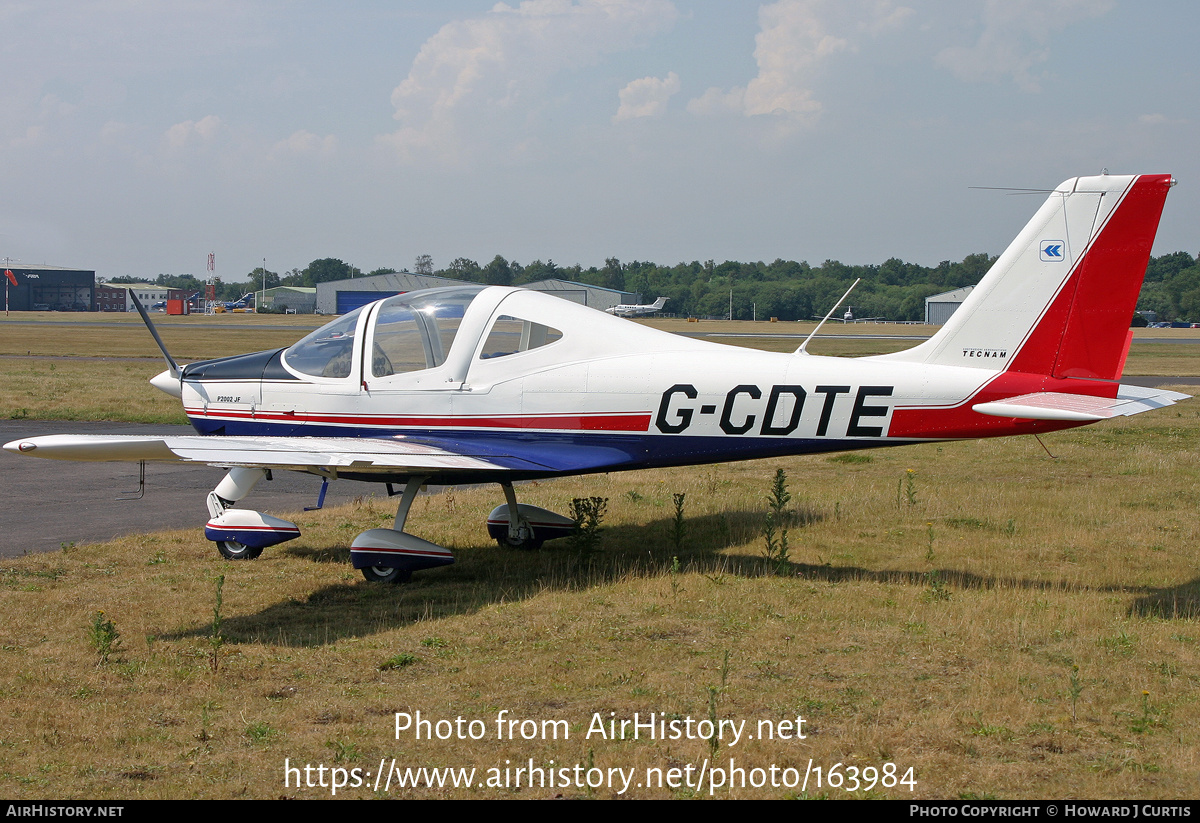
[924,286,975,325]
[3,265,95,311]
[260,286,317,314]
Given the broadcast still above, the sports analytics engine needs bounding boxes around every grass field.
[0,315,1198,799]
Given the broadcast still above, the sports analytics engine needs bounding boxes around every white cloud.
[744,1,845,116]
[164,115,222,150]
[688,0,909,119]
[270,130,337,160]
[383,0,679,162]
[936,0,1113,92]
[686,86,744,117]
[614,71,680,121]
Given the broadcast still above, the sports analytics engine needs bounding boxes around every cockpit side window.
[371,304,433,377]
[478,316,563,360]
[370,287,481,379]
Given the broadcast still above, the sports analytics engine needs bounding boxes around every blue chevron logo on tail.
[1040,240,1064,261]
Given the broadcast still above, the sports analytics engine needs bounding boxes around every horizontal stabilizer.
[972,384,1189,421]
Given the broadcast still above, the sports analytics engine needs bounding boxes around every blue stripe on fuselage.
[186,414,896,477]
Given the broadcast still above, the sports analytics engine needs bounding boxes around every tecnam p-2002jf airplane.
[4,173,1185,583]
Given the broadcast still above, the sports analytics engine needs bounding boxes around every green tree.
[248,267,280,290]
[483,255,513,286]
[303,258,360,287]
[519,259,559,284]
[602,257,625,291]
[444,257,482,282]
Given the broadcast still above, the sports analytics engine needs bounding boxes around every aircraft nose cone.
[150,368,183,398]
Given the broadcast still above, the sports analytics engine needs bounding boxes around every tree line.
[110,249,1200,322]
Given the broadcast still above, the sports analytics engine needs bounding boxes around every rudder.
[880,173,1173,380]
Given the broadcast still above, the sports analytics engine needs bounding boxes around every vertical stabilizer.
[880,174,1173,380]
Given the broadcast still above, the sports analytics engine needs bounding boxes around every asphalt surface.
[0,420,369,557]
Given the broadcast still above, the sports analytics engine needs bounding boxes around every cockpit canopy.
[282,286,563,382]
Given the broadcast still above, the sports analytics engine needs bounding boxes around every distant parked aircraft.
[606,296,668,317]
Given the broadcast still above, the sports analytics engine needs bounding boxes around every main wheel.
[361,565,412,584]
[495,533,544,551]
[216,539,263,560]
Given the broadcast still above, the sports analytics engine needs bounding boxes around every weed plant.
[762,469,791,573]
[569,496,608,563]
[86,611,121,665]
[667,493,687,559]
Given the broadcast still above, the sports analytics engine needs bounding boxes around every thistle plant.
[210,574,225,674]
[762,469,792,573]
[569,496,608,562]
[87,611,121,665]
[1067,665,1084,723]
[667,492,687,557]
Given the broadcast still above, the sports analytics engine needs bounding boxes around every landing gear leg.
[497,481,543,550]
[486,482,576,550]
[203,467,300,559]
[351,476,455,583]
[392,475,425,533]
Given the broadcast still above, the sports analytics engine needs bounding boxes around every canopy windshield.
[282,305,365,378]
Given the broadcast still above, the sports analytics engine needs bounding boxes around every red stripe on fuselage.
[184,408,652,432]
[888,371,1118,440]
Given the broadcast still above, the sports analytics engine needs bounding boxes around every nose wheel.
[360,566,413,584]
[216,539,264,560]
[204,468,300,559]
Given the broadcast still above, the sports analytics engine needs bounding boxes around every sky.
[1,0,1196,282]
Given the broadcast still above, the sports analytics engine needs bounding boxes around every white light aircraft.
[4,174,1186,584]
[814,306,884,324]
[606,296,668,317]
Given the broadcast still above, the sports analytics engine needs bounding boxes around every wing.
[3,433,633,478]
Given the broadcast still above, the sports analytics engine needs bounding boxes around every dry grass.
[1,359,186,423]
[2,410,1199,799]
[0,317,319,360]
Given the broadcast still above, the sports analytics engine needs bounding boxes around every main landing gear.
[349,476,454,584]
[202,469,577,584]
[485,481,577,551]
[350,480,577,584]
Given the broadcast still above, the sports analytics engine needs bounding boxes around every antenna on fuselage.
[796,278,860,355]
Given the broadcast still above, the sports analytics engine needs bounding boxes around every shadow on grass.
[767,561,1200,619]
[158,509,1200,647]
[1128,579,1200,619]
